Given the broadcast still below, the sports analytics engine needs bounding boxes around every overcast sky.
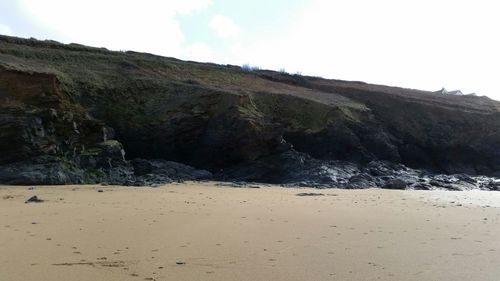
[1,0,499,99]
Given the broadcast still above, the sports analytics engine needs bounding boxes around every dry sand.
[1,182,500,281]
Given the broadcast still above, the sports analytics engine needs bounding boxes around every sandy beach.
[1,182,500,281]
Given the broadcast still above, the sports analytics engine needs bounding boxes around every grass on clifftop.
[0,35,365,112]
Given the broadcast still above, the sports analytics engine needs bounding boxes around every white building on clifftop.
[439,88,464,96]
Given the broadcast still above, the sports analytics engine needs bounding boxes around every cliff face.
[0,69,106,164]
[1,35,500,188]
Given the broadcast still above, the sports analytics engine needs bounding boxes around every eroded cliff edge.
[1,35,500,190]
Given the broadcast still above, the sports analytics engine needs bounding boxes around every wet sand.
[1,182,500,281]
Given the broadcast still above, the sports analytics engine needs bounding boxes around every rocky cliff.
[1,35,500,190]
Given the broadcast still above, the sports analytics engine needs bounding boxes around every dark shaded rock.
[346,173,376,189]
[487,180,500,191]
[383,179,408,189]
[296,193,325,196]
[131,159,153,176]
[124,159,212,187]
[455,174,477,184]
[0,157,85,185]
[221,150,358,188]
[25,195,43,203]
[409,182,432,190]
[219,150,500,191]
[367,161,396,176]
[145,160,212,181]
[215,182,261,188]
[429,179,446,188]
[0,155,211,187]
[427,174,478,191]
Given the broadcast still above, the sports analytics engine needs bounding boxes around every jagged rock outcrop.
[218,150,497,190]
[1,35,500,189]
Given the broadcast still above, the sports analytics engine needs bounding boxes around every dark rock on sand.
[346,174,378,189]
[382,179,408,190]
[220,150,359,188]
[0,156,86,185]
[126,159,212,186]
[296,193,325,196]
[215,182,261,188]
[221,150,499,191]
[25,195,44,203]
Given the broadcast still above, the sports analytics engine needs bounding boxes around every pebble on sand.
[25,196,44,203]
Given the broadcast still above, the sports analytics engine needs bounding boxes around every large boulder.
[382,179,408,190]
[0,156,85,185]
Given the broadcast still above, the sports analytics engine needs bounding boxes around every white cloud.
[183,42,213,62]
[0,23,12,36]
[229,0,500,98]
[209,15,240,39]
[173,0,212,15]
[20,0,212,57]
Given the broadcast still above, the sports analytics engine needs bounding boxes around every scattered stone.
[25,196,44,203]
[296,193,325,197]
[216,182,260,188]
[176,261,186,265]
